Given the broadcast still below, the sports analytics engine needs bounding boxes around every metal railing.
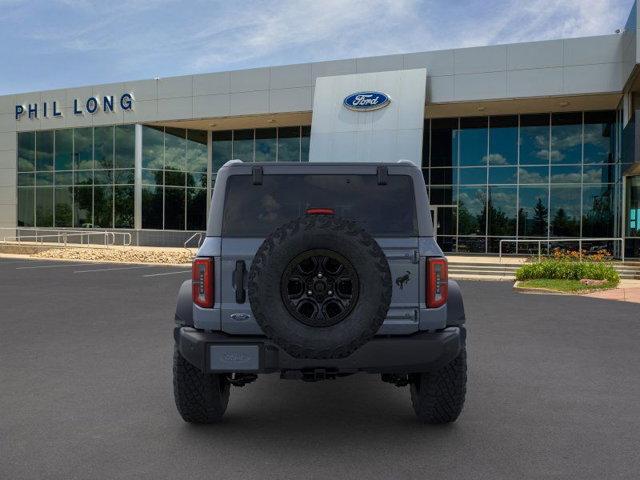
[0,228,132,248]
[183,232,204,249]
[498,238,625,262]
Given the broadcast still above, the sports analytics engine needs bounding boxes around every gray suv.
[173,160,467,424]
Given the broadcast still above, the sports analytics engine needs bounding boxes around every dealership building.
[3,3,640,255]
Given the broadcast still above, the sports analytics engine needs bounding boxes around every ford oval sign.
[343,91,390,111]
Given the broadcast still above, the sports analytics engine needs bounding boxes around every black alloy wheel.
[280,249,359,327]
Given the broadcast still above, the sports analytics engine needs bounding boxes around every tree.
[532,198,548,236]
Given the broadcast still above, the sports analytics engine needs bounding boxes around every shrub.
[515,259,619,285]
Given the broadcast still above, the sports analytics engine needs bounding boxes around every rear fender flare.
[175,280,193,328]
[446,279,465,326]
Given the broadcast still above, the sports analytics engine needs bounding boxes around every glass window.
[277,127,300,162]
[54,186,73,227]
[164,187,185,230]
[17,188,34,226]
[186,130,207,172]
[35,172,53,186]
[187,188,207,230]
[74,186,93,227]
[550,185,580,237]
[255,128,276,162]
[551,112,582,164]
[233,129,254,162]
[187,171,207,189]
[35,130,54,171]
[94,126,114,169]
[582,184,614,237]
[487,186,517,236]
[142,126,164,169]
[18,173,34,186]
[74,128,93,170]
[519,166,548,184]
[430,118,458,167]
[93,186,113,228]
[488,116,517,166]
[54,129,73,171]
[114,169,134,185]
[520,114,549,165]
[18,132,35,172]
[429,186,455,205]
[488,166,517,184]
[457,187,486,236]
[430,168,454,185]
[165,170,185,187]
[142,169,163,186]
[75,170,93,186]
[459,167,486,185]
[583,164,615,184]
[550,165,581,183]
[94,169,113,185]
[142,186,163,229]
[457,237,486,253]
[222,174,418,237]
[54,171,73,187]
[518,186,548,236]
[114,186,134,228]
[35,187,54,227]
[301,126,310,162]
[459,117,487,166]
[115,125,135,169]
[212,131,232,173]
[626,176,640,237]
[165,128,186,171]
[584,111,615,164]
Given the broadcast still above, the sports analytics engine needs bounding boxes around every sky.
[0,0,636,95]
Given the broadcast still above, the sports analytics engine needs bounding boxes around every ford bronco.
[173,160,467,424]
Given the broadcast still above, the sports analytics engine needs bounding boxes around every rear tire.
[409,347,467,424]
[173,346,230,423]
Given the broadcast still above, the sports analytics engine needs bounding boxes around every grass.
[516,278,618,293]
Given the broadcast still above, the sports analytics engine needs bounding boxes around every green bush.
[515,259,619,285]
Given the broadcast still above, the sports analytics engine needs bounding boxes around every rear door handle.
[233,260,247,304]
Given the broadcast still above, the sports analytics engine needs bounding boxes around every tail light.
[192,257,214,308]
[426,257,448,308]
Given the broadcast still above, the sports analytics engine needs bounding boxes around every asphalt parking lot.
[1,257,639,480]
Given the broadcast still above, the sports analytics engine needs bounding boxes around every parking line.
[74,265,158,273]
[16,263,93,270]
[143,270,191,277]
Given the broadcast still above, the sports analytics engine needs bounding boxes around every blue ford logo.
[343,91,391,111]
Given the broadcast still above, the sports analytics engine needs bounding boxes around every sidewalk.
[582,279,640,304]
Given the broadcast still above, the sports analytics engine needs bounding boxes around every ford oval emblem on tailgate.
[343,91,391,111]
[230,313,251,321]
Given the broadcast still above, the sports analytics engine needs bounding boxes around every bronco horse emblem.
[395,270,411,290]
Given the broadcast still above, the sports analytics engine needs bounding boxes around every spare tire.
[248,215,392,359]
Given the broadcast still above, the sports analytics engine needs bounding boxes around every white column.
[134,124,142,232]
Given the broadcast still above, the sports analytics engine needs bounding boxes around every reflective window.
[584,111,615,164]
[142,186,163,229]
[94,127,114,169]
[301,126,311,162]
[35,187,54,227]
[487,186,517,236]
[459,167,486,185]
[74,128,93,170]
[430,168,454,185]
[142,126,164,169]
[186,130,208,173]
[430,118,458,167]
[35,130,54,171]
[18,132,35,172]
[54,130,73,171]
[165,128,186,172]
[550,185,580,237]
[115,125,135,169]
[488,116,517,166]
[93,185,113,228]
[518,186,548,236]
[233,129,254,162]
[212,131,232,172]
[550,165,581,183]
[520,114,549,165]
[255,128,276,162]
[582,184,614,237]
[278,127,300,162]
[488,166,517,184]
[457,187,486,236]
[17,188,34,226]
[459,117,487,166]
[519,166,548,184]
[551,113,582,164]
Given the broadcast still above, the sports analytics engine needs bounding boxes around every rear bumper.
[175,326,464,375]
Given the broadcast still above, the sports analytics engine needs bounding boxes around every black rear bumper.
[175,327,464,375]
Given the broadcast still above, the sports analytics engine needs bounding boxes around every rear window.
[222,174,417,237]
